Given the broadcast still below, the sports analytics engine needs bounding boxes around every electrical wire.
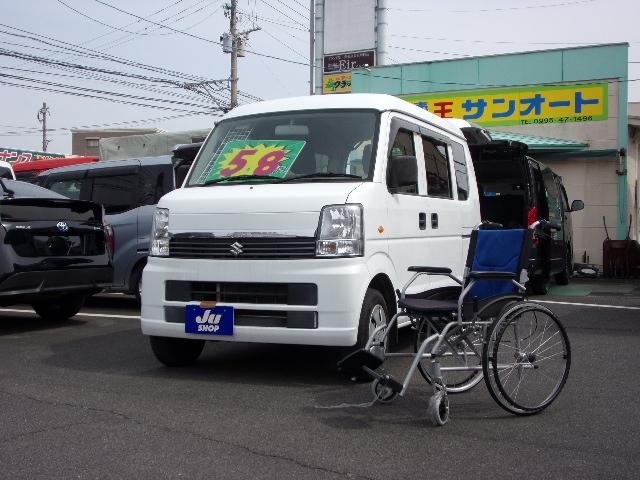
[260,0,307,27]
[388,0,599,13]
[271,0,309,21]
[261,28,307,61]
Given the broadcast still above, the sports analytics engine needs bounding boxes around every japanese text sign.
[0,147,64,163]
[401,83,608,126]
[323,73,352,94]
[205,140,306,182]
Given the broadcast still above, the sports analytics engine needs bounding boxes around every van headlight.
[316,204,363,257]
[150,207,170,257]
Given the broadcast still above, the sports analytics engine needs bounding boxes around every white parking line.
[0,308,140,319]
[537,300,640,311]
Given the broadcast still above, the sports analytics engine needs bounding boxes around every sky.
[0,0,638,154]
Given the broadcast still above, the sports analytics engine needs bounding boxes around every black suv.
[0,180,113,319]
[468,139,584,294]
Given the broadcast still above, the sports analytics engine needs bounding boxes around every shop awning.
[488,130,588,152]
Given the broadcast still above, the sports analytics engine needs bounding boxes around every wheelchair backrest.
[464,228,532,300]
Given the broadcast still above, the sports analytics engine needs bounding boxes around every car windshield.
[186,110,379,186]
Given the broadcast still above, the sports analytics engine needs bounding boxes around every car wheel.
[149,336,205,367]
[554,251,572,286]
[355,288,389,354]
[131,263,145,306]
[528,275,549,295]
[32,294,85,321]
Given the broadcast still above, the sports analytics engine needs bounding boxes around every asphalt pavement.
[1,280,639,479]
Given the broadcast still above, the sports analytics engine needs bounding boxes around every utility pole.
[223,1,259,110]
[37,102,51,152]
[229,0,239,109]
[309,0,315,95]
[376,0,389,66]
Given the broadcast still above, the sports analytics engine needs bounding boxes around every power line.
[87,1,312,67]
[260,0,307,27]
[390,33,640,47]
[56,0,156,35]
[238,10,308,32]
[0,112,216,137]
[271,0,309,21]
[388,0,598,13]
[261,28,307,61]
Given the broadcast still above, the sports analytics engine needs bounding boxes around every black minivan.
[467,138,584,294]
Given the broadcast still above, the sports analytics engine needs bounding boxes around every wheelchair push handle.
[530,219,562,231]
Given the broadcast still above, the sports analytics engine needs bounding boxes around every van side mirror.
[387,155,418,193]
[570,199,584,212]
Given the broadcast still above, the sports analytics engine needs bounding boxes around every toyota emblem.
[56,221,69,233]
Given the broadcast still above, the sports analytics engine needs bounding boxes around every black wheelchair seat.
[397,297,457,314]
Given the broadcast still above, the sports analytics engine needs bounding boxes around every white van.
[141,94,480,365]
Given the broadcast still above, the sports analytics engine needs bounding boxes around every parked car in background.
[0,179,113,320]
[0,161,16,179]
[12,156,98,182]
[455,122,584,294]
[36,150,199,302]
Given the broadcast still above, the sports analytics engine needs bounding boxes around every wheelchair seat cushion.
[398,297,457,314]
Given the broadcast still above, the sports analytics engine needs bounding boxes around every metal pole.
[37,102,50,152]
[229,0,238,109]
[314,0,324,95]
[376,0,389,66]
[309,0,315,95]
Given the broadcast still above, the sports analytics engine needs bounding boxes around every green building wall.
[352,44,629,237]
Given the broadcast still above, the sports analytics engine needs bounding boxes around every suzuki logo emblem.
[230,242,243,256]
[56,221,69,233]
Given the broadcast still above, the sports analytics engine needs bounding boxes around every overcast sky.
[1,0,638,153]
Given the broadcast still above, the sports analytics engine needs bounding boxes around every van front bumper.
[140,257,369,346]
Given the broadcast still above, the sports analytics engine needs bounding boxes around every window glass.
[542,170,562,223]
[187,111,379,186]
[48,178,83,200]
[421,136,452,198]
[450,142,469,200]
[90,175,137,214]
[388,129,418,194]
[390,129,415,157]
[139,165,172,206]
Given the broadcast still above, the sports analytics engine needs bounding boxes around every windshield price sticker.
[206,140,306,181]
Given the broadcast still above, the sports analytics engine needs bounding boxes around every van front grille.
[168,236,316,259]
[165,281,318,306]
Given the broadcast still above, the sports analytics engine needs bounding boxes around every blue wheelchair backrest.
[466,229,529,300]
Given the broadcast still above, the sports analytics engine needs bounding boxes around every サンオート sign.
[401,82,608,126]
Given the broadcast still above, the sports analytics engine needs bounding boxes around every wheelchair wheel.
[371,377,398,404]
[483,303,571,415]
[415,318,484,394]
[427,390,449,426]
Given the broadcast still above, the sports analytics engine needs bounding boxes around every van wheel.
[528,276,549,295]
[554,252,572,286]
[356,288,389,356]
[149,336,205,367]
[32,294,85,321]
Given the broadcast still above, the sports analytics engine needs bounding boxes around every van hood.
[159,182,362,236]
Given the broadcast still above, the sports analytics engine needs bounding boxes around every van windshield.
[186,110,379,186]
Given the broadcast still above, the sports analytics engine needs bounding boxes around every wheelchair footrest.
[337,349,384,378]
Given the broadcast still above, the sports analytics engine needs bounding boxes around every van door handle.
[431,213,439,229]
[418,212,427,230]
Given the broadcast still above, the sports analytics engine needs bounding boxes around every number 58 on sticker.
[206,140,306,181]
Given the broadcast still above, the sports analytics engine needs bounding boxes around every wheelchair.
[338,220,571,426]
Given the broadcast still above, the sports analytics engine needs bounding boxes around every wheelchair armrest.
[468,271,517,280]
[408,266,452,274]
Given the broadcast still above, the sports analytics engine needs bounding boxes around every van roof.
[225,93,466,141]
[36,155,172,177]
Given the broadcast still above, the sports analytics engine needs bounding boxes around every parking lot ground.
[1,282,640,480]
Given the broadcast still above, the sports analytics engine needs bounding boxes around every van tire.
[130,262,145,306]
[356,288,389,352]
[529,276,549,295]
[149,336,205,367]
[32,294,85,321]
[554,252,572,286]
